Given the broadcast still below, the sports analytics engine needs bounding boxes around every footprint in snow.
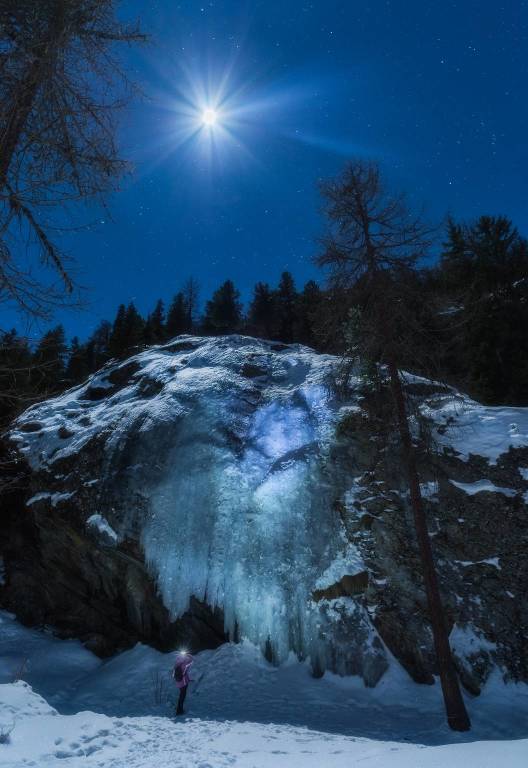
[83,745,100,756]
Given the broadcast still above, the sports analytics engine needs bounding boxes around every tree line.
[2,209,526,428]
[0,271,323,422]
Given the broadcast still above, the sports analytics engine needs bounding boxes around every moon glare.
[202,108,218,127]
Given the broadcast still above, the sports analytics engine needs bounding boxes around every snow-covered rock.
[2,335,528,690]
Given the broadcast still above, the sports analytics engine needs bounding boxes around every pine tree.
[109,304,127,359]
[144,299,165,345]
[274,271,297,343]
[441,215,528,295]
[203,280,242,334]
[0,329,33,426]
[84,321,112,373]
[439,216,528,404]
[166,292,189,338]
[123,302,145,354]
[295,280,322,346]
[65,336,89,384]
[247,282,274,339]
[33,325,67,394]
[108,302,144,358]
[182,277,200,331]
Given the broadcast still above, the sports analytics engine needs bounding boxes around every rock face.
[1,335,527,691]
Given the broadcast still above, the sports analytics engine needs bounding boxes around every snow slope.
[1,610,528,768]
[2,680,527,768]
[420,394,528,464]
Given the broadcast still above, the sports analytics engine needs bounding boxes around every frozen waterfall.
[139,349,353,665]
[11,336,372,672]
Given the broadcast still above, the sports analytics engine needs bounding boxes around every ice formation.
[86,514,119,544]
[10,335,528,673]
[12,337,367,669]
[137,342,356,666]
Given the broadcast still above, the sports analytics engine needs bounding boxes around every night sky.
[5,0,528,341]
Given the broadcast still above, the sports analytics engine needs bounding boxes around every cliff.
[2,335,527,692]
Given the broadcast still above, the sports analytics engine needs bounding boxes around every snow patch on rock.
[26,491,76,508]
[315,545,365,590]
[454,557,501,570]
[421,396,528,464]
[86,514,118,544]
[449,479,518,497]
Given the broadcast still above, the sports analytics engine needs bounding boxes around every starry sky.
[5,0,528,340]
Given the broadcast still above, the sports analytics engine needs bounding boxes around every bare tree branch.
[0,0,145,318]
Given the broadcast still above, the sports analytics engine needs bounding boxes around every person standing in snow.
[173,650,194,715]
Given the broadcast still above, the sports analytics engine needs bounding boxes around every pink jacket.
[173,653,194,688]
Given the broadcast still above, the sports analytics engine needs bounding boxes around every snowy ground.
[1,611,527,767]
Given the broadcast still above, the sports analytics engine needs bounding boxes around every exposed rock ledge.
[1,335,527,692]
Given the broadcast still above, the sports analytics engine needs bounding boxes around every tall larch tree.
[317,159,471,732]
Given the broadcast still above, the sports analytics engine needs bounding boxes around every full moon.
[202,108,218,127]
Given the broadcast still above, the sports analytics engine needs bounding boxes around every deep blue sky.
[4,0,528,341]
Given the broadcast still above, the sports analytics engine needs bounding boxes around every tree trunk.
[387,358,471,732]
